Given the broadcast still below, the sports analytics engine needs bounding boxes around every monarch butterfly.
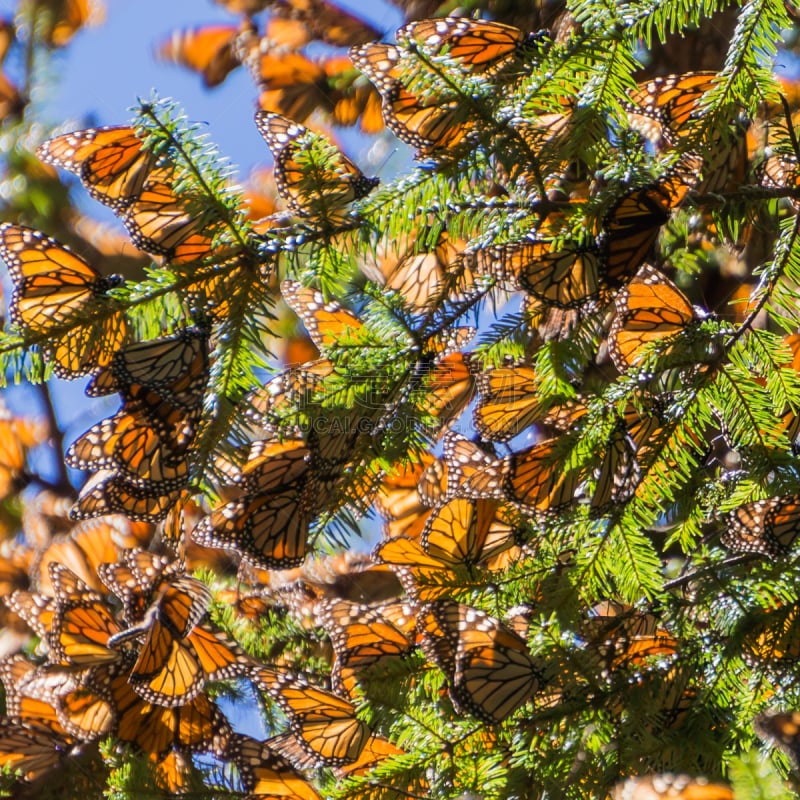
[6,590,57,640]
[317,599,416,697]
[113,360,205,437]
[375,535,478,602]
[608,264,701,373]
[0,542,31,625]
[283,279,470,372]
[695,122,750,196]
[86,324,209,400]
[0,70,24,123]
[70,468,185,522]
[583,601,678,671]
[41,0,103,47]
[0,405,37,502]
[266,0,380,48]
[101,562,246,706]
[465,237,603,309]
[104,666,232,758]
[33,517,135,595]
[762,151,800,194]
[237,18,383,131]
[323,58,385,133]
[65,407,194,489]
[69,330,208,516]
[276,285,386,484]
[417,600,543,724]
[621,398,668,469]
[722,494,800,557]
[0,718,72,782]
[364,231,474,313]
[215,0,267,10]
[473,361,547,441]
[253,667,371,767]
[224,734,321,800]
[281,280,365,353]
[192,438,316,570]
[421,496,520,571]
[249,51,334,124]
[0,223,128,378]
[736,602,800,666]
[626,72,718,146]
[755,710,800,768]
[419,351,477,432]
[39,127,223,266]
[244,358,335,432]
[441,431,496,495]
[395,17,545,78]
[2,656,115,743]
[761,153,800,211]
[255,112,379,224]
[120,170,219,263]
[194,485,314,571]
[589,421,640,512]
[461,436,579,515]
[375,452,446,540]
[1,656,71,733]
[121,619,249,707]
[157,24,243,88]
[610,774,734,800]
[48,565,124,668]
[600,175,691,287]
[350,42,474,156]
[54,683,117,742]
[37,126,154,210]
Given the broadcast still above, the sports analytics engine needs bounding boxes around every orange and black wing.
[608,264,698,373]
[0,223,127,377]
[722,494,800,557]
[255,111,378,221]
[350,42,472,156]
[37,125,154,210]
[253,669,370,767]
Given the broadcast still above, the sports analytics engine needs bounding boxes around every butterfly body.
[256,112,378,224]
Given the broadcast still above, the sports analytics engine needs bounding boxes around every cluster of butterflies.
[0,545,248,790]
[0,526,409,793]
[158,0,385,132]
[1,7,800,798]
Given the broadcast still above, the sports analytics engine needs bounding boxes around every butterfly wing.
[37,126,154,210]
[255,111,378,221]
[609,264,699,373]
[722,494,800,556]
[0,223,127,377]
